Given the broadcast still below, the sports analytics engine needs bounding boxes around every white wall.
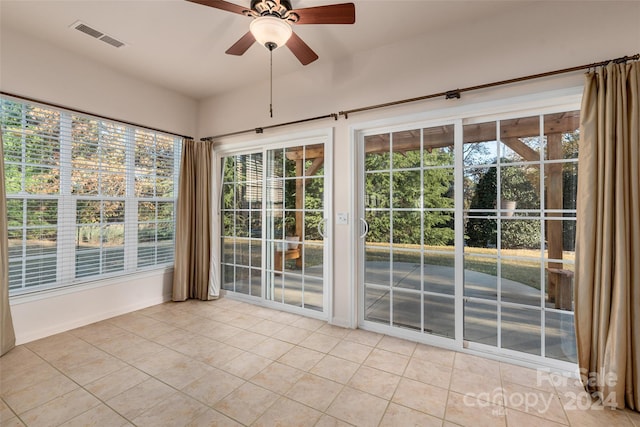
[199,1,640,327]
[1,27,198,344]
[1,27,197,138]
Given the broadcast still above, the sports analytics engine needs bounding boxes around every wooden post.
[294,159,304,268]
[546,133,564,303]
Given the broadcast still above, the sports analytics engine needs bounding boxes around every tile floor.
[1,298,639,427]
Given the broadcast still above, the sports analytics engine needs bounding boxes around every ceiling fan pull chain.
[270,47,274,118]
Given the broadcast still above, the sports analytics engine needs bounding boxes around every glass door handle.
[317,218,328,238]
[359,218,369,239]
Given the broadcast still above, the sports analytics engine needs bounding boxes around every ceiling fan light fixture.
[250,16,292,50]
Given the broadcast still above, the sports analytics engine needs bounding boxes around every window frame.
[1,96,182,297]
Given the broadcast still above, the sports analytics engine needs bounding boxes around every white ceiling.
[0,0,526,100]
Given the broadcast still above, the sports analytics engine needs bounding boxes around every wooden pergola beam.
[364,111,579,155]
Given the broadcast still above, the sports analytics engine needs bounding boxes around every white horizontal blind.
[1,96,182,296]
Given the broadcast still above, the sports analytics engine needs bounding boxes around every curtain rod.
[202,113,338,141]
[203,53,638,141]
[0,91,194,140]
[339,54,639,118]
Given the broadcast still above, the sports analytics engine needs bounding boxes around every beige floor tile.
[311,354,360,384]
[68,321,128,345]
[106,378,176,420]
[214,382,279,425]
[445,391,507,427]
[97,332,164,363]
[379,402,443,427]
[559,393,634,427]
[292,316,326,331]
[348,365,401,400]
[48,345,111,372]
[84,365,150,401]
[505,407,569,427]
[314,414,354,427]
[392,378,449,418]
[229,313,262,330]
[61,353,128,385]
[248,319,287,337]
[5,299,631,427]
[3,372,78,415]
[404,356,453,389]
[253,396,322,427]
[1,360,60,397]
[285,373,343,412]
[0,346,43,377]
[626,409,640,427]
[316,324,351,339]
[269,310,305,325]
[329,340,373,364]
[299,332,341,353]
[184,409,244,427]
[132,392,209,427]
[278,345,324,371]
[454,352,501,378]
[249,337,295,360]
[242,305,281,320]
[344,329,383,347]
[199,341,246,367]
[58,403,131,427]
[1,417,25,427]
[181,367,245,405]
[412,343,456,368]
[224,329,268,351]
[132,348,193,376]
[326,386,388,427]
[25,333,87,362]
[376,335,417,356]
[219,351,271,379]
[108,313,173,339]
[155,358,215,389]
[0,398,16,422]
[163,336,221,361]
[272,325,313,344]
[152,329,201,348]
[449,367,503,403]
[193,306,234,322]
[20,388,101,427]
[552,374,585,396]
[363,348,410,375]
[250,361,305,394]
[197,323,244,342]
[500,362,556,393]
[502,381,568,425]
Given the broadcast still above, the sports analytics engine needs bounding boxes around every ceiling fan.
[186,0,356,65]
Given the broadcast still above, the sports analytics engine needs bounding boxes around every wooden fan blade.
[286,32,318,65]
[226,31,256,56]
[292,3,355,25]
[185,0,248,16]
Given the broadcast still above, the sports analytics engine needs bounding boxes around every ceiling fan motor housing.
[248,0,299,22]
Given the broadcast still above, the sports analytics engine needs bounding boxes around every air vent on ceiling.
[70,20,126,48]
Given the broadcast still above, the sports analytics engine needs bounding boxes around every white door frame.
[214,128,334,321]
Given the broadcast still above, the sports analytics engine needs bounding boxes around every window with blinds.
[1,97,182,296]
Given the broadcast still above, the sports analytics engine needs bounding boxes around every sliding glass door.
[361,124,456,338]
[220,139,329,315]
[462,112,579,362]
[358,108,579,366]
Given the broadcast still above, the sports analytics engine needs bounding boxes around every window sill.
[9,266,174,306]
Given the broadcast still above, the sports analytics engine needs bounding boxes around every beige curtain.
[575,61,639,411]
[172,139,217,301]
[1,130,17,356]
